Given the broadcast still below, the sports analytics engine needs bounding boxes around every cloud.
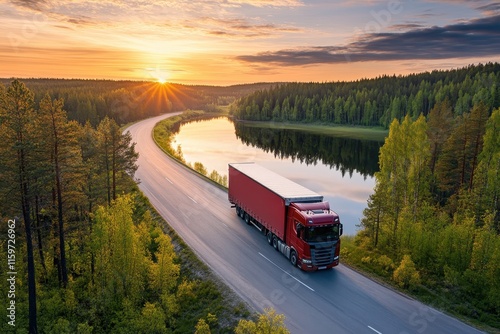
[236,14,500,65]
[10,0,46,11]
[200,17,301,38]
[476,2,500,15]
[388,23,425,31]
[6,0,303,38]
[226,0,303,7]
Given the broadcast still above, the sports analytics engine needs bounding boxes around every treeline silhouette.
[233,122,383,177]
[0,78,276,126]
[234,63,500,127]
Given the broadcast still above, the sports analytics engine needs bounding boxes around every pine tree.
[427,99,453,175]
[435,103,490,210]
[472,108,500,229]
[97,117,138,204]
[0,80,39,333]
[39,94,85,287]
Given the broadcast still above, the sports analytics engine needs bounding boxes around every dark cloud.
[388,23,425,31]
[236,14,500,66]
[10,0,45,11]
[476,2,500,13]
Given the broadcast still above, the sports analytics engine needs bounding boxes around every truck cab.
[287,202,342,270]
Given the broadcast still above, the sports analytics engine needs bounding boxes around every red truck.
[228,162,343,271]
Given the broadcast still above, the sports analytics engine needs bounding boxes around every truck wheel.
[266,231,273,245]
[272,235,279,250]
[290,250,298,267]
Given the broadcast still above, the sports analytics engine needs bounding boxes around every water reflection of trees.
[234,122,383,178]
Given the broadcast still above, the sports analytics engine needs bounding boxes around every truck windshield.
[304,225,339,243]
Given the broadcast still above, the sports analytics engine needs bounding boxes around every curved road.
[126,113,483,334]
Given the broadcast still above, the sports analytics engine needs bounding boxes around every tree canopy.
[234,62,500,128]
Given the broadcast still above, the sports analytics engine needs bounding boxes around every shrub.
[393,254,421,290]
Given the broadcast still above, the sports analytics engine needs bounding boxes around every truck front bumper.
[299,257,339,271]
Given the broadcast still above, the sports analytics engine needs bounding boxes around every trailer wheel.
[235,206,241,217]
[266,231,273,245]
[244,212,251,225]
[290,250,298,267]
[272,235,279,250]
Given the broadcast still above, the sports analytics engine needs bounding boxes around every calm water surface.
[171,117,377,235]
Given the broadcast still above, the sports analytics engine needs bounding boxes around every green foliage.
[0,81,252,333]
[97,117,139,204]
[362,115,432,254]
[135,302,168,334]
[149,232,180,293]
[193,312,220,334]
[393,255,421,290]
[46,318,72,334]
[235,308,290,334]
[355,100,500,329]
[195,319,211,334]
[471,108,500,231]
[209,169,228,187]
[235,63,500,128]
[194,162,208,175]
[76,322,94,334]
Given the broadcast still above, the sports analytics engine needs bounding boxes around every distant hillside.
[234,62,500,128]
[0,78,277,125]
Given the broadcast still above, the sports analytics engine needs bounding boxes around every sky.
[1,0,499,85]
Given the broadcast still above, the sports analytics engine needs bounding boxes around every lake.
[171,117,384,235]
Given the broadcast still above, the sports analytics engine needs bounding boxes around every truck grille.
[311,246,334,266]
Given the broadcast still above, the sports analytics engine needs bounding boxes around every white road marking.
[259,252,315,292]
[187,195,198,204]
[165,177,173,184]
[368,325,382,334]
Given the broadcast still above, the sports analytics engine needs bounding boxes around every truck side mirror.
[296,223,303,238]
[339,224,343,237]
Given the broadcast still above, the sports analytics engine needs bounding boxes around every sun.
[146,65,170,84]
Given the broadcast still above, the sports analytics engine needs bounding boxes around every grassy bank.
[153,110,229,187]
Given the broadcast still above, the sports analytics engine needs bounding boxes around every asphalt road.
[125,113,484,334]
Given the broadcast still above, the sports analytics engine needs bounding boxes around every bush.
[376,255,395,274]
[393,254,421,290]
[235,308,289,334]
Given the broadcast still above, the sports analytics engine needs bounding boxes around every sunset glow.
[1,1,499,85]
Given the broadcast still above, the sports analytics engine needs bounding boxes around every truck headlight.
[302,258,312,264]
[334,256,339,261]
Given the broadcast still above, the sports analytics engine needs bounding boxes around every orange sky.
[1,0,499,85]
